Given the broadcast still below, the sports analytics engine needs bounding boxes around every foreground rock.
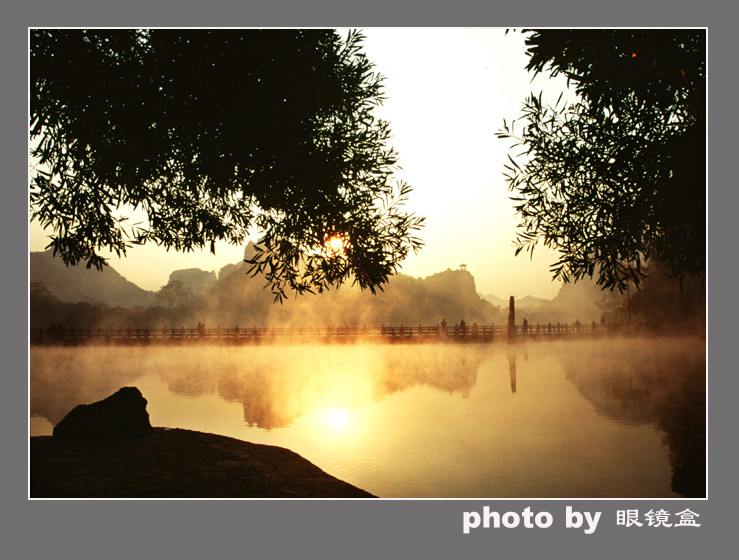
[32,387,375,498]
[31,427,376,498]
[53,386,152,443]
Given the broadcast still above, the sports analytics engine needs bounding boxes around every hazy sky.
[29,28,575,299]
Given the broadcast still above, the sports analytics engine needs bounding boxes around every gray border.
[11,1,731,559]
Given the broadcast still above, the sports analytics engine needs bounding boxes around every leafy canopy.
[498,29,705,291]
[30,29,424,301]
[155,280,195,309]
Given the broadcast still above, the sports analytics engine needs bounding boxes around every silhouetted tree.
[155,280,195,309]
[30,29,424,301]
[628,260,705,330]
[30,280,54,301]
[498,29,705,291]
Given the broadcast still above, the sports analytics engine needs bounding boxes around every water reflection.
[30,345,484,431]
[557,338,705,497]
[29,339,705,498]
[508,350,517,394]
[327,408,349,430]
[30,347,147,426]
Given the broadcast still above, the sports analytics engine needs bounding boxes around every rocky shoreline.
[30,427,376,499]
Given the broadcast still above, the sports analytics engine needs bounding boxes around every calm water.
[29,337,706,498]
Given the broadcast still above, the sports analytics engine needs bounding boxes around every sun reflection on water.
[29,339,704,498]
[326,408,349,430]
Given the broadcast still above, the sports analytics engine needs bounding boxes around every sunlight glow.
[327,408,349,430]
[325,235,345,256]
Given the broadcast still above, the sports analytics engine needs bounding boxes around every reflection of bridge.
[29,321,621,345]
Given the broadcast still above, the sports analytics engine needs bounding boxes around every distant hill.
[29,247,627,328]
[189,266,507,328]
[167,268,217,296]
[510,281,623,324]
[30,250,156,308]
[482,294,507,308]
[517,295,550,308]
[483,281,624,324]
[482,294,548,309]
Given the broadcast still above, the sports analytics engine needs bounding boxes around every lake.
[29,337,706,498]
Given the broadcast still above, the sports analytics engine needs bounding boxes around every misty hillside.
[30,250,156,308]
[482,293,507,307]
[28,245,618,329]
[482,294,548,308]
[188,265,506,328]
[518,295,550,308]
[29,252,509,328]
[513,281,624,324]
[32,243,606,326]
[168,268,217,296]
[483,281,622,324]
[30,246,702,332]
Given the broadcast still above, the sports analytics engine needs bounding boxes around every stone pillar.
[508,296,516,344]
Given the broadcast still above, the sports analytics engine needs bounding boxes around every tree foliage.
[30,280,54,301]
[155,280,195,309]
[498,29,705,291]
[30,29,424,301]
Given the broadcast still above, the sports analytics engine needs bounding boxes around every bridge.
[29,320,620,346]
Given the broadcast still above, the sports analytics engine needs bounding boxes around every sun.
[327,408,348,430]
[325,235,345,256]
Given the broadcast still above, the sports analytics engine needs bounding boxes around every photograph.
[28,27,706,501]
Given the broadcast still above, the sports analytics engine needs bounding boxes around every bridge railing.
[29,321,622,345]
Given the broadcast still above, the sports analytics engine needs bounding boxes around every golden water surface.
[29,337,706,498]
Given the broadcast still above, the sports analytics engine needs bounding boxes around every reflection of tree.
[30,348,144,425]
[212,347,484,430]
[218,371,295,431]
[158,358,216,398]
[559,339,705,497]
[375,348,481,399]
[30,345,485,434]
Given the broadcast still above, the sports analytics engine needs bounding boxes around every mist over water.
[30,336,705,498]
